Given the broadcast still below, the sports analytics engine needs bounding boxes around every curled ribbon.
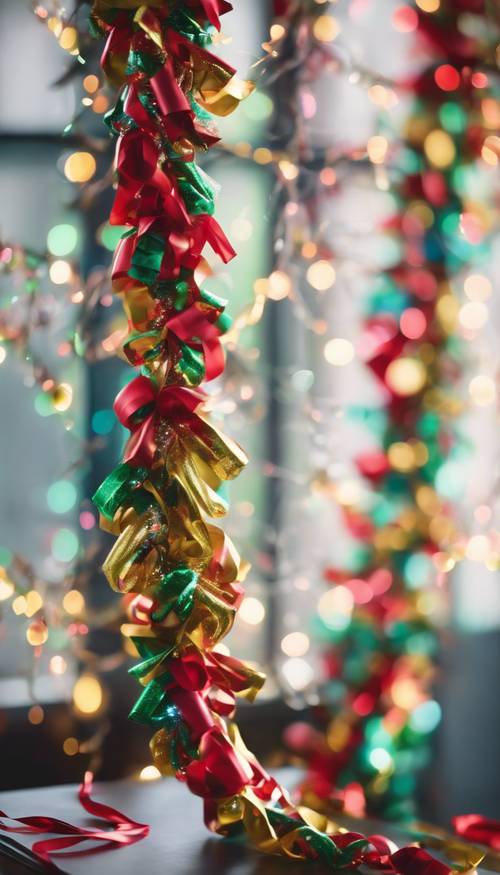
[0,773,149,871]
[114,374,204,467]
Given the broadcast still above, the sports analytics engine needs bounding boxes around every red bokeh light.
[400,307,427,340]
[434,64,460,92]
[392,5,418,32]
[471,72,488,89]
[352,692,375,716]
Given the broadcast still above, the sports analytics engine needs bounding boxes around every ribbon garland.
[295,0,499,823]
[21,0,489,870]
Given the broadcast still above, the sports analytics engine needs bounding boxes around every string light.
[73,674,104,716]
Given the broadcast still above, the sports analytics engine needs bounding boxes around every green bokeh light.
[409,700,441,734]
[47,224,78,257]
[47,480,77,514]
[0,546,13,566]
[404,552,434,589]
[435,460,465,499]
[51,528,79,563]
[98,222,127,252]
[439,102,467,135]
[243,91,274,122]
[92,409,115,435]
[34,393,55,417]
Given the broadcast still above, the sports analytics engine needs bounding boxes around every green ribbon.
[266,809,369,868]
[167,9,211,46]
[123,329,164,366]
[129,233,165,286]
[126,47,161,79]
[92,463,150,521]
[128,636,198,768]
[172,161,216,215]
[151,566,199,623]
[175,342,205,386]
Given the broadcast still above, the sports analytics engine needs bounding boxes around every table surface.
[0,771,487,875]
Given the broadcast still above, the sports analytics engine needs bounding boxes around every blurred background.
[0,0,499,825]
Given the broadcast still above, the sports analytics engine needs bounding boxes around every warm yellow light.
[465,535,490,563]
[49,260,72,285]
[391,678,421,710]
[468,375,496,406]
[318,586,354,625]
[387,442,416,473]
[268,270,291,301]
[416,485,441,514]
[63,737,79,756]
[385,358,426,396]
[458,301,488,331]
[63,589,85,616]
[327,718,351,753]
[367,135,388,165]
[253,147,273,165]
[416,0,440,10]
[48,16,62,37]
[278,160,299,180]
[0,575,14,601]
[481,135,500,167]
[436,293,459,333]
[53,383,73,412]
[25,590,43,618]
[12,595,27,615]
[59,26,78,51]
[92,95,110,115]
[302,242,317,259]
[281,657,314,691]
[270,24,285,41]
[50,655,67,675]
[424,130,456,168]
[73,674,103,715]
[482,98,500,130]
[335,479,363,506]
[307,260,336,291]
[368,85,397,109]
[26,620,49,646]
[324,337,354,366]
[28,705,44,725]
[139,765,161,781]
[239,597,265,625]
[406,200,434,228]
[83,74,99,94]
[313,15,340,42]
[64,151,96,183]
[281,632,310,658]
[464,274,492,302]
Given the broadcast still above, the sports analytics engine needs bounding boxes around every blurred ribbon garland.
[85,0,500,870]
[295,0,499,822]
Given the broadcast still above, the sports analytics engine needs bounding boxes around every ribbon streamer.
[0,772,149,871]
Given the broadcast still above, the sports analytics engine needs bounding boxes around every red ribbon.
[167,304,225,381]
[114,374,204,467]
[452,814,500,850]
[184,726,253,797]
[390,847,451,875]
[184,0,233,30]
[0,772,149,871]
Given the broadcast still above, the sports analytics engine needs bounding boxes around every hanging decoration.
[295,0,500,822]
[87,0,500,868]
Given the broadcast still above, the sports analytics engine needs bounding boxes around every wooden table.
[0,772,489,875]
